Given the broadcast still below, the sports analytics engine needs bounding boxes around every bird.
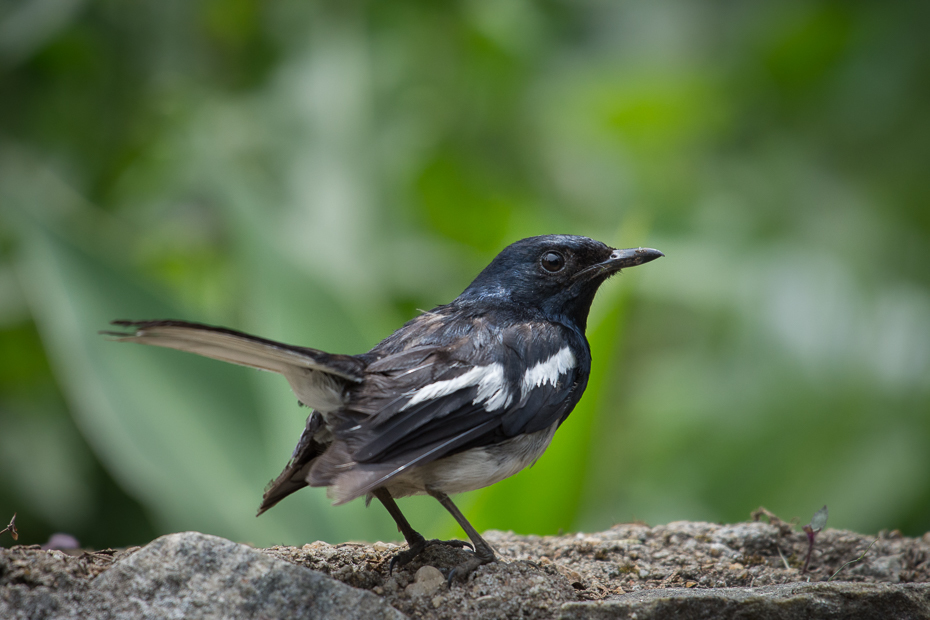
[105,234,663,581]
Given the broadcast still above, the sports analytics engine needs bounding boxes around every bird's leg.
[371,488,472,574]
[427,489,496,584]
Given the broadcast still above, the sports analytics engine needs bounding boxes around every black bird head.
[459,235,663,330]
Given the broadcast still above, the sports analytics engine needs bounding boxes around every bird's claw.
[446,554,492,587]
[442,539,474,551]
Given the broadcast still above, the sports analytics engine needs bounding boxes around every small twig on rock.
[751,506,794,537]
[751,506,779,523]
[0,513,18,541]
[829,539,878,582]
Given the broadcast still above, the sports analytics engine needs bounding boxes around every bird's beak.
[571,246,663,283]
[603,247,665,270]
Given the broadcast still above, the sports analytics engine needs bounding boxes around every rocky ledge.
[2,518,929,619]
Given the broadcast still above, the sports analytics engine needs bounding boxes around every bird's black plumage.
[106,234,663,581]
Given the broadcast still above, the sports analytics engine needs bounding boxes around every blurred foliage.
[1,0,928,549]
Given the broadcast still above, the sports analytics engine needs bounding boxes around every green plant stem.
[828,539,878,582]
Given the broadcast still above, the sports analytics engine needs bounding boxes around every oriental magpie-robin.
[106,235,662,580]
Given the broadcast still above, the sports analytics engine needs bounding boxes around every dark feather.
[258,411,330,515]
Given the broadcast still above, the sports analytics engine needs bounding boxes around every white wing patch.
[399,346,575,414]
[472,364,511,411]
[521,346,576,398]
[403,363,513,412]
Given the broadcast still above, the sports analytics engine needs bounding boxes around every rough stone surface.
[560,583,930,619]
[0,532,404,620]
[2,518,929,619]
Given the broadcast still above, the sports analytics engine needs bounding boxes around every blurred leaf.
[13,221,297,544]
[0,403,94,527]
[761,5,853,93]
[415,148,514,252]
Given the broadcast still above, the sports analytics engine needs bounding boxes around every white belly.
[383,420,560,498]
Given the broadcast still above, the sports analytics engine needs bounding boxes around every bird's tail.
[103,320,366,411]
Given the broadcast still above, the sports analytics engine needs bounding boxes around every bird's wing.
[105,320,366,411]
[315,318,589,501]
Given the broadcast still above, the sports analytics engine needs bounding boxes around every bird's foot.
[445,550,495,586]
[388,538,473,574]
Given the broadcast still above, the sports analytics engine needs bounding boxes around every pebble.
[404,565,445,598]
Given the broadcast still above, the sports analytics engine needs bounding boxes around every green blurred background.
[1,1,928,550]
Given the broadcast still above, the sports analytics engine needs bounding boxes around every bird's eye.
[540,251,566,273]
